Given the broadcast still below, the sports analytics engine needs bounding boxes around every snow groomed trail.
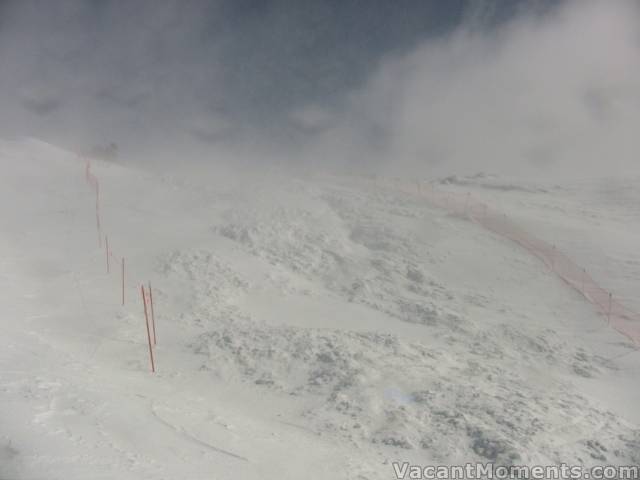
[81,155,159,373]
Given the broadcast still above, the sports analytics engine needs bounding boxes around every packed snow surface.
[1,139,639,479]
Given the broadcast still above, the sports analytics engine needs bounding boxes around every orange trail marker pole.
[105,235,110,273]
[96,181,102,248]
[121,258,125,306]
[141,285,155,373]
[148,282,157,346]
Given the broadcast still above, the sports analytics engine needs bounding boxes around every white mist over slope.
[1,1,639,178]
[1,140,639,479]
[302,0,640,178]
[2,1,640,478]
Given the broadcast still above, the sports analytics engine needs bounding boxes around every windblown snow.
[1,139,639,479]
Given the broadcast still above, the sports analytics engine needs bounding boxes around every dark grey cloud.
[21,95,62,116]
[300,0,640,178]
[10,0,635,180]
[0,0,541,155]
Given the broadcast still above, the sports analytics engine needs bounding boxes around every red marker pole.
[96,181,102,248]
[105,235,110,273]
[141,285,155,373]
[148,282,157,346]
[121,257,125,306]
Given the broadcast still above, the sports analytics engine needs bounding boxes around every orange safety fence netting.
[370,176,640,347]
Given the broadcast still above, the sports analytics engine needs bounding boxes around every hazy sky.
[1,0,638,177]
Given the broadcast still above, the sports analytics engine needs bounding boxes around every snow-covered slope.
[1,140,638,479]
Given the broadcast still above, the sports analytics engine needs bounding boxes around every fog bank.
[1,1,639,178]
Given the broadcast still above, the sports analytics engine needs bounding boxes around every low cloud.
[1,1,638,178]
[302,0,640,178]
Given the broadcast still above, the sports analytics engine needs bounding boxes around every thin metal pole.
[141,285,155,373]
[121,258,125,306]
[148,282,156,346]
[96,181,101,248]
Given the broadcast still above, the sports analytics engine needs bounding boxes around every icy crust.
[212,189,463,325]
[4,140,639,478]
[188,317,639,466]
[157,180,640,467]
